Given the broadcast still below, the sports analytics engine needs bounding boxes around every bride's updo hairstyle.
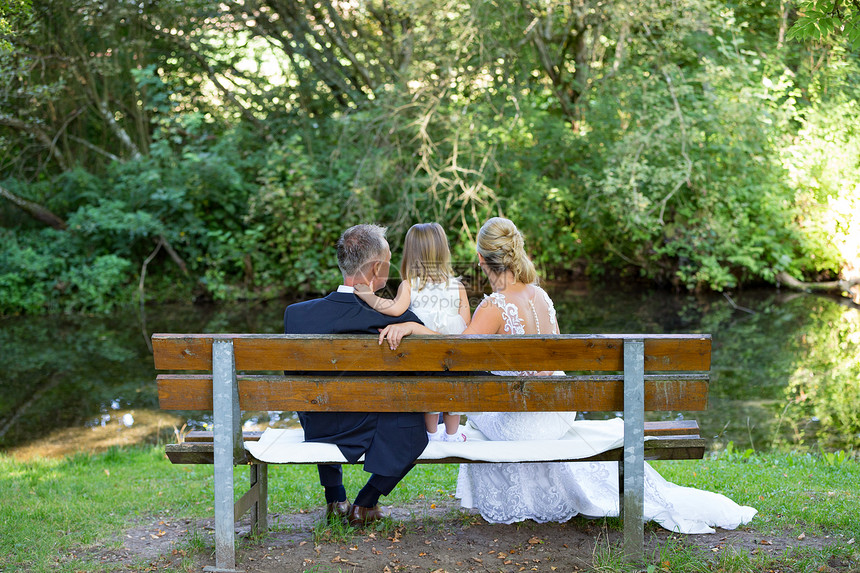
[476,217,538,285]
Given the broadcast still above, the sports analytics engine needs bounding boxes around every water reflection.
[551,285,860,454]
[1,288,858,455]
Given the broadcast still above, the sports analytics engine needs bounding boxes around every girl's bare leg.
[425,412,440,434]
[443,413,462,435]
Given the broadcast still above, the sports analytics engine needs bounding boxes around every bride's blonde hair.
[476,217,538,285]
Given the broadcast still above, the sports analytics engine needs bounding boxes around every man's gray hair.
[336,224,388,277]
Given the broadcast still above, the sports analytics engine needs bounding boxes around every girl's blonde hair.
[476,217,538,285]
[400,222,454,290]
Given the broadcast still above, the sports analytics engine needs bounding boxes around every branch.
[315,0,376,89]
[656,68,692,225]
[0,184,67,229]
[519,2,583,128]
[0,114,68,170]
[64,41,144,160]
[95,99,143,160]
[67,135,121,162]
[270,0,364,104]
[141,18,266,131]
[159,234,188,275]
[723,292,755,314]
[777,271,860,298]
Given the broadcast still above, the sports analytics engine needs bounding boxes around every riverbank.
[1,442,858,572]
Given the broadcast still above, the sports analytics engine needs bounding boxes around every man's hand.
[378,322,418,350]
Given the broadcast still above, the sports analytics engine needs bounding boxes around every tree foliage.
[1,0,859,315]
[789,0,860,49]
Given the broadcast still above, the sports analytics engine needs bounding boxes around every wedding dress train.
[455,412,757,534]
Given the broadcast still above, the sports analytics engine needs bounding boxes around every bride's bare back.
[466,283,559,336]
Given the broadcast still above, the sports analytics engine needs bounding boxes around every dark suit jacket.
[283,291,428,477]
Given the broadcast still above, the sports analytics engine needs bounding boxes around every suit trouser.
[317,463,414,496]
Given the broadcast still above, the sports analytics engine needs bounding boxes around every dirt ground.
[83,498,857,573]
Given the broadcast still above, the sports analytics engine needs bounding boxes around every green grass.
[0,447,459,572]
[1,445,858,572]
[654,449,860,534]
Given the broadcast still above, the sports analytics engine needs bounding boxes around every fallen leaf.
[797,533,806,540]
[528,537,541,545]
[760,540,773,545]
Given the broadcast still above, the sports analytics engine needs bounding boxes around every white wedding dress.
[455,287,757,534]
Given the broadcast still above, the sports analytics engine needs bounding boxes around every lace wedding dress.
[455,287,757,534]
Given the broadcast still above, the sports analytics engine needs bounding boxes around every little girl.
[355,222,471,442]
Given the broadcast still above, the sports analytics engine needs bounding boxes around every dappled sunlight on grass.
[7,409,182,461]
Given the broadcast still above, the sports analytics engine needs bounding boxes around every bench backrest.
[154,334,711,413]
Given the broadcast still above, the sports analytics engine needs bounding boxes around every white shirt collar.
[337,285,355,293]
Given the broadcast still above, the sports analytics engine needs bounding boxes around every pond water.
[2,285,859,456]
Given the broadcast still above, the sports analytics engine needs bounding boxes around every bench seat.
[165,420,705,465]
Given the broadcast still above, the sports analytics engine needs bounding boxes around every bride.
[378,217,757,534]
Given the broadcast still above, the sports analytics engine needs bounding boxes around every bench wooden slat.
[164,436,705,465]
[152,334,711,373]
[157,373,709,412]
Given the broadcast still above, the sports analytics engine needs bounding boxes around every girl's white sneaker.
[427,427,446,441]
[443,431,467,442]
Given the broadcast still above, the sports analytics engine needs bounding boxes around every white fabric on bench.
[245,418,626,464]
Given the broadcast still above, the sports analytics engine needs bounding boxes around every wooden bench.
[153,333,711,572]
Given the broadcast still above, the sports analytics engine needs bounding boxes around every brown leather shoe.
[347,504,386,526]
[325,500,351,520]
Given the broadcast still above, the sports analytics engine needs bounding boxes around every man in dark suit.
[283,223,427,526]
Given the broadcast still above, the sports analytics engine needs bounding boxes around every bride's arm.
[460,299,502,335]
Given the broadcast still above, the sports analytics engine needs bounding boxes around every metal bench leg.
[623,339,645,562]
[204,340,244,573]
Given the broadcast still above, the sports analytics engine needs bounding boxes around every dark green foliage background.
[1,0,858,315]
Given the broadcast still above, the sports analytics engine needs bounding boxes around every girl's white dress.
[407,277,467,335]
[455,288,758,534]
